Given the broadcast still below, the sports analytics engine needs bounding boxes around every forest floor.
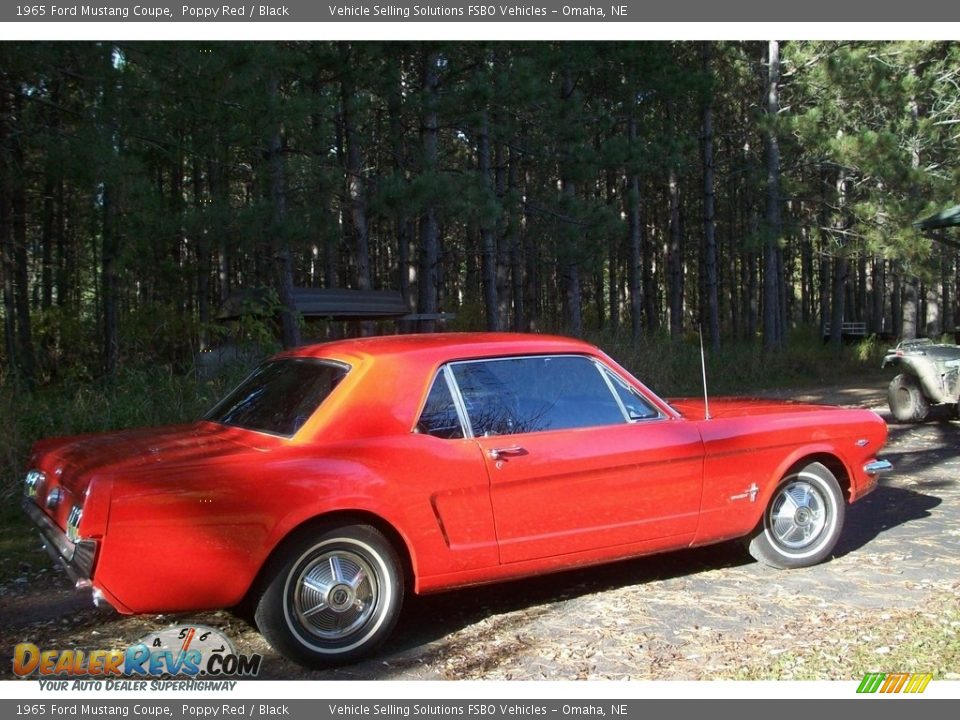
[2,379,959,682]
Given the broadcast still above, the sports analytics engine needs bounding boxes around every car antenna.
[699,323,712,421]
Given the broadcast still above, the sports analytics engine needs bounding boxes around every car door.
[448,355,704,565]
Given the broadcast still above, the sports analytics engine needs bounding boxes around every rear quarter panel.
[95,435,497,613]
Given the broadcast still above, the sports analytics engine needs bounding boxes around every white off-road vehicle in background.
[883,338,960,422]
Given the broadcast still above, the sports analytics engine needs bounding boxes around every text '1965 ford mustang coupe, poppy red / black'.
[22,333,891,667]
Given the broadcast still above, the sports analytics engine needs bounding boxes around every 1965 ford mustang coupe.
[23,333,891,667]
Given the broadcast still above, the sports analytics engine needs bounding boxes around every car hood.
[667,397,834,419]
[32,422,276,496]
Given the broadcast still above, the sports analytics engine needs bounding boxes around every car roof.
[280,332,600,365]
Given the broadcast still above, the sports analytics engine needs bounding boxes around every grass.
[591,326,889,397]
[727,591,960,681]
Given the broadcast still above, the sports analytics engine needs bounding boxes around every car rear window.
[205,358,348,437]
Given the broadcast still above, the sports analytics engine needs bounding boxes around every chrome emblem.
[730,483,760,503]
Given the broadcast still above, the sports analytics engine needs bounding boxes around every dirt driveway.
[2,380,958,681]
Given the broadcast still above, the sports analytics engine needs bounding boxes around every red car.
[23,333,890,667]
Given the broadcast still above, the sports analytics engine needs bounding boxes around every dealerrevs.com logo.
[13,625,262,690]
[857,672,933,694]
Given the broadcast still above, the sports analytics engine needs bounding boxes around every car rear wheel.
[748,462,845,569]
[888,373,930,423]
[254,524,403,667]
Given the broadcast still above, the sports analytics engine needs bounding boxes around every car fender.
[747,442,854,527]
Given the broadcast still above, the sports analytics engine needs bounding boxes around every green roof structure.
[914,204,960,250]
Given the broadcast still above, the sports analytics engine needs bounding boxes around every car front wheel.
[254,523,403,667]
[888,373,930,422]
[748,462,845,569]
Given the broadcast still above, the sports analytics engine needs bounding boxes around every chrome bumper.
[22,499,97,588]
[863,459,893,476]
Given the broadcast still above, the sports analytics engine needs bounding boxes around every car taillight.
[24,469,45,498]
[66,505,83,542]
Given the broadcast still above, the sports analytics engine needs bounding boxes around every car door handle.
[487,446,525,460]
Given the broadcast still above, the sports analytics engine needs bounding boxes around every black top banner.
[4,0,960,22]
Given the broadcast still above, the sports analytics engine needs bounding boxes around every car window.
[450,356,627,436]
[601,367,660,420]
[205,358,348,437]
[416,370,465,439]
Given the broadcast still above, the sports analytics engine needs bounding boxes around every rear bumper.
[22,499,97,588]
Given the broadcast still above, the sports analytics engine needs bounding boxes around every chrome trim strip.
[863,459,893,476]
[594,359,632,422]
[443,365,474,439]
[22,499,96,586]
[594,361,666,423]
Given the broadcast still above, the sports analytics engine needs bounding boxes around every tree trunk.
[340,47,372,336]
[605,168,618,332]
[747,252,759,341]
[559,71,582,338]
[856,256,867,324]
[626,117,642,341]
[942,245,955,338]
[871,259,885,335]
[763,39,783,351]
[266,73,301,349]
[494,140,510,329]
[801,226,813,325]
[101,181,119,376]
[55,178,67,309]
[508,146,524,332]
[702,42,720,351]
[902,62,921,342]
[925,281,940,338]
[193,155,209,350]
[40,174,54,311]
[891,265,902,339]
[563,260,582,338]
[0,85,15,374]
[829,257,848,349]
[667,102,683,338]
[208,153,230,303]
[727,202,740,339]
[417,49,441,333]
[387,63,412,333]
[340,49,370,294]
[9,87,34,381]
[902,275,919,340]
[642,219,658,335]
[828,173,850,350]
[96,48,124,377]
[477,107,500,331]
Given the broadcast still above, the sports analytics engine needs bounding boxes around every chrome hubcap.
[769,480,827,550]
[293,550,377,641]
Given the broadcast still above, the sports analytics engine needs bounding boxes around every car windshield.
[205,358,349,437]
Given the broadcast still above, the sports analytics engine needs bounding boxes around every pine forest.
[1,41,959,385]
